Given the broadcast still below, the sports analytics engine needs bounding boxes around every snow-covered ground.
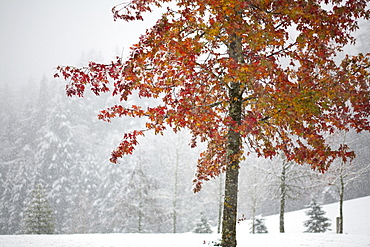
[239,195,370,235]
[1,196,369,247]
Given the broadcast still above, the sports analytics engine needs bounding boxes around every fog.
[0,0,160,87]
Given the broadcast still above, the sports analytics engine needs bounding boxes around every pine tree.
[250,215,268,234]
[0,82,32,234]
[193,213,213,234]
[304,199,331,233]
[32,80,78,233]
[23,184,55,234]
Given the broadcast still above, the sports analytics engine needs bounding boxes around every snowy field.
[1,196,369,247]
[1,233,369,247]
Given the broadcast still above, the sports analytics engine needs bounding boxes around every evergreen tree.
[193,213,213,234]
[32,80,79,233]
[304,199,331,233]
[250,215,268,234]
[111,155,166,233]
[0,80,38,234]
[23,184,55,234]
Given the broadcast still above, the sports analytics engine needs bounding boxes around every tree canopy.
[56,0,370,245]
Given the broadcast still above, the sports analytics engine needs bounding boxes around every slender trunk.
[338,133,346,234]
[252,207,256,234]
[173,149,179,233]
[279,162,286,233]
[339,174,344,234]
[279,193,285,233]
[138,189,142,233]
[218,174,223,234]
[138,161,143,233]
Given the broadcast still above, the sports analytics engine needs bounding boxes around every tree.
[265,156,318,233]
[0,78,44,234]
[241,163,269,234]
[155,130,218,233]
[250,215,268,234]
[193,212,213,234]
[303,199,331,233]
[32,80,78,233]
[23,184,55,234]
[111,154,166,233]
[322,131,370,234]
[56,1,370,246]
[0,82,17,164]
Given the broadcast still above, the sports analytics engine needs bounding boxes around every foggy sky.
[0,0,160,88]
[0,1,367,89]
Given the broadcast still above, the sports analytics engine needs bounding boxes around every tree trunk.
[279,162,286,233]
[252,207,256,234]
[221,143,240,247]
[218,174,223,234]
[221,20,244,246]
[338,133,347,234]
[279,193,285,233]
[138,178,143,232]
[172,149,179,233]
[221,62,242,247]
[338,174,344,234]
[138,161,143,233]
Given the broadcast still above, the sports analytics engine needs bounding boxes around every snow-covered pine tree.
[193,212,213,234]
[303,199,331,233]
[250,215,268,234]
[0,79,41,234]
[33,80,79,233]
[23,184,55,234]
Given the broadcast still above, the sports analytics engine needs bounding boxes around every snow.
[1,232,369,247]
[238,195,370,235]
[1,196,369,247]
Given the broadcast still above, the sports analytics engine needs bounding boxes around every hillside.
[0,196,369,246]
[237,195,370,235]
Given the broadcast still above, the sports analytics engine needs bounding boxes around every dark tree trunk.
[279,194,285,233]
[221,54,243,247]
[221,18,244,246]
[221,154,240,247]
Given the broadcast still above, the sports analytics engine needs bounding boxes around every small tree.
[264,155,318,233]
[304,199,331,233]
[193,213,213,234]
[23,184,55,234]
[243,163,269,234]
[322,131,370,234]
[250,215,268,234]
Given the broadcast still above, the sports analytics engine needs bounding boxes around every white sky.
[0,1,367,89]
[0,0,162,87]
